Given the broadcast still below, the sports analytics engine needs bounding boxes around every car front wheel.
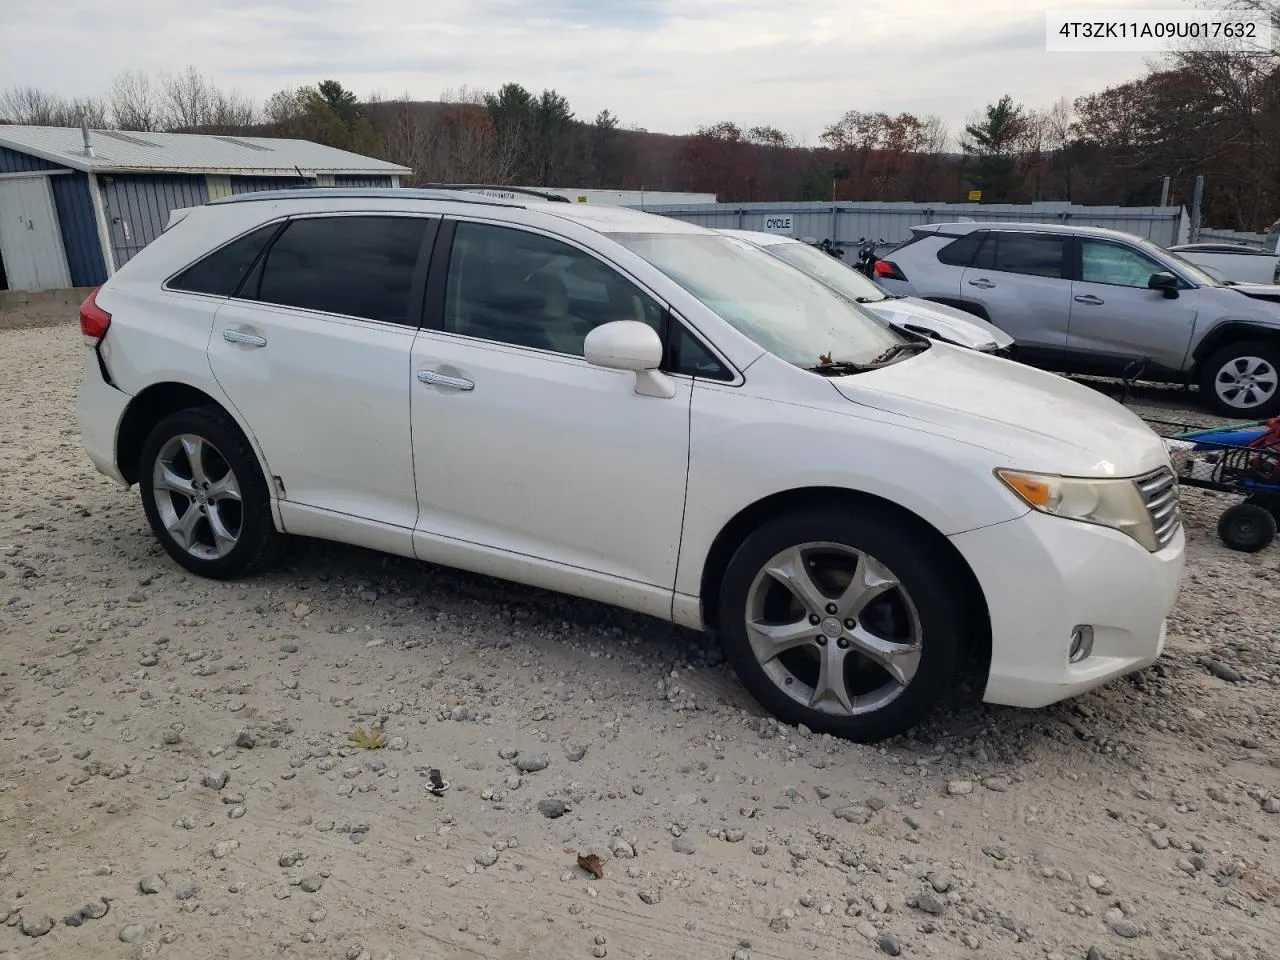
[1199,341,1280,417]
[717,506,965,743]
[138,406,282,579]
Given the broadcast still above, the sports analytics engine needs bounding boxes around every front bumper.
[76,348,132,486]
[950,509,1185,709]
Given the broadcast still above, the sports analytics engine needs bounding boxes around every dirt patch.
[1,324,1277,960]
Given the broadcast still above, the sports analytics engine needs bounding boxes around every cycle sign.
[763,216,793,235]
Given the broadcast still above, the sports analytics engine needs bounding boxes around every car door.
[959,230,1073,365]
[408,219,695,616]
[207,213,437,550]
[1065,237,1200,376]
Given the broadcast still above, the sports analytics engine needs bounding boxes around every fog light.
[1069,626,1095,663]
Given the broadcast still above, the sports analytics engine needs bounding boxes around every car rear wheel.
[138,406,282,579]
[716,506,964,742]
[1199,341,1280,417]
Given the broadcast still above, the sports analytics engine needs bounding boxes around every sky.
[0,0,1193,144]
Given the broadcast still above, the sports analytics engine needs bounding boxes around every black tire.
[1246,495,1280,525]
[716,506,965,743]
[138,405,283,579]
[1217,502,1277,553]
[1198,341,1280,418]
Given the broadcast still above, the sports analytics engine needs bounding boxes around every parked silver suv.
[876,221,1280,416]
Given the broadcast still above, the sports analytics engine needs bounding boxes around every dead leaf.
[577,853,604,879]
[348,728,386,750]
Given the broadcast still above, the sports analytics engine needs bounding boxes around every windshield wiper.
[805,360,872,376]
[866,339,931,366]
[854,296,885,304]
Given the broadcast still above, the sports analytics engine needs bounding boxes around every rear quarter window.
[936,232,987,267]
[168,224,281,297]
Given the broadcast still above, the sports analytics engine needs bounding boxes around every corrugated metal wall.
[50,173,106,286]
[637,201,1190,249]
[101,174,209,267]
[230,176,309,194]
[0,145,61,173]
[0,146,106,287]
[334,175,394,187]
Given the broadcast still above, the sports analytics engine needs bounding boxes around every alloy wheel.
[1215,355,1278,411]
[151,434,243,561]
[744,542,922,717]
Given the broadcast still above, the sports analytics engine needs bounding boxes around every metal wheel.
[151,433,243,561]
[744,542,922,717]
[1213,354,1278,411]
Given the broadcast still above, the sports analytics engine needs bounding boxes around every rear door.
[959,231,1072,364]
[206,213,436,546]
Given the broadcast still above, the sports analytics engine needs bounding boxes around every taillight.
[80,286,111,346]
[874,260,907,282]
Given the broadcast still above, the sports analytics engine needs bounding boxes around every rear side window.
[988,233,1068,279]
[169,224,279,296]
[936,232,986,267]
[254,216,430,325]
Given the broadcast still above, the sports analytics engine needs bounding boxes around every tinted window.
[1081,240,1166,288]
[672,324,732,380]
[255,216,429,324]
[445,221,664,356]
[170,224,279,296]
[936,232,987,267]
[991,233,1067,279]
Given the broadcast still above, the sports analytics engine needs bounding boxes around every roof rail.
[208,186,524,208]
[417,183,573,203]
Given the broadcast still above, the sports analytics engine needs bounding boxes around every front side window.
[254,215,429,325]
[169,223,279,296]
[1081,240,1167,288]
[611,232,903,368]
[990,233,1068,279]
[444,221,664,356]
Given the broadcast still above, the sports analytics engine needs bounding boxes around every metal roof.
[0,125,411,177]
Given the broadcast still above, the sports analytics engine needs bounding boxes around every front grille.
[1135,467,1181,550]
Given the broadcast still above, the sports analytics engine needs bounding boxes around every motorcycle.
[854,237,884,278]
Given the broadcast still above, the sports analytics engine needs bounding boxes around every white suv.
[76,188,1185,742]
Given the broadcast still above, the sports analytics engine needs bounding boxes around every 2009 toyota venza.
[76,188,1186,742]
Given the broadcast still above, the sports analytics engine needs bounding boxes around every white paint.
[77,190,1187,723]
[86,173,115,277]
[0,174,71,290]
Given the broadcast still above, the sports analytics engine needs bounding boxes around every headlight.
[996,470,1158,551]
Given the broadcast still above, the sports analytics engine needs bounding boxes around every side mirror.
[584,320,675,398]
[1148,272,1181,298]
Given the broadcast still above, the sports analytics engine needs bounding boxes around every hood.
[827,343,1171,477]
[864,297,1015,351]
[1225,282,1280,304]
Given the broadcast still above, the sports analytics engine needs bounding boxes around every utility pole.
[1190,174,1205,243]
[1159,176,1171,208]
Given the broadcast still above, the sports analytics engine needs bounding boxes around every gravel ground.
[1,317,1278,960]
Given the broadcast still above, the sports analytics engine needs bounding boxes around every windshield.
[611,232,904,366]
[764,241,891,303]
[1140,237,1226,287]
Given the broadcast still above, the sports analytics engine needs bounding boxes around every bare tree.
[157,66,256,132]
[0,85,64,124]
[110,70,161,131]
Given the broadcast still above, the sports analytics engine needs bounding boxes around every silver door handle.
[1074,295,1105,306]
[417,369,474,391]
[222,329,267,347]
[968,279,996,289]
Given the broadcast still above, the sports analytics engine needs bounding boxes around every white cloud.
[0,0,1184,138]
